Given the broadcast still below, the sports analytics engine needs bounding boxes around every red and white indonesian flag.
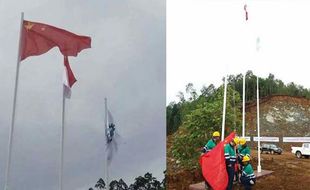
[63,56,77,98]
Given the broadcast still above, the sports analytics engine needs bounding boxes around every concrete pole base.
[257,165,262,173]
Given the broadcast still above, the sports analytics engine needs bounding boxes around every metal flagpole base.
[257,165,262,173]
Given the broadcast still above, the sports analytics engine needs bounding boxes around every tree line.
[167,71,310,136]
[170,86,242,167]
[88,172,166,190]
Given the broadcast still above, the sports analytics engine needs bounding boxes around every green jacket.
[203,139,216,153]
[224,143,236,165]
[241,163,256,182]
[238,145,251,158]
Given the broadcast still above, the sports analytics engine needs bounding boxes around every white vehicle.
[291,143,310,158]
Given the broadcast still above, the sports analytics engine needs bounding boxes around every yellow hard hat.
[242,155,250,162]
[239,138,246,145]
[233,137,239,145]
[213,131,220,137]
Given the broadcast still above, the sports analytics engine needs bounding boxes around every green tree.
[176,91,185,103]
[90,172,165,190]
[118,179,128,190]
[185,83,198,101]
[95,178,106,190]
[129,173,164,190]
[108,180,128,190]
[109,180,118,190]
[166,102,182,135]
[171,85,242,168]
[201,84,215,97]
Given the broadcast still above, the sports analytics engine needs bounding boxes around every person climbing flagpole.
[7,17,91,190]
[4,12,24,190]
[104,98,118,187]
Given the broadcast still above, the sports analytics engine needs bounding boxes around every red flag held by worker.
[244,4,248,21]
[200,132,236,190]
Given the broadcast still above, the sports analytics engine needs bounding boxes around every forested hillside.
[167,71,310,136]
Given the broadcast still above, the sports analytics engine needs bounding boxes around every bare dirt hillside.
[246,95,310,138]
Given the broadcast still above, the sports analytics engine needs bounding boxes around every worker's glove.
[250,180,255,185]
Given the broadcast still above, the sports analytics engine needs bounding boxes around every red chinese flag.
[20,20,91,97]
[200,132,236,190]
[21,20,91,60]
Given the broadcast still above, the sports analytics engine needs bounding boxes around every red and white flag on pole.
[244,4,248,21]
[63,56,77,98]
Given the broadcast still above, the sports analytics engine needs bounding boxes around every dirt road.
[167,149,310,190]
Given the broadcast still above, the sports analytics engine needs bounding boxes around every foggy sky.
[0,0,166,189]
[168,0,310,103]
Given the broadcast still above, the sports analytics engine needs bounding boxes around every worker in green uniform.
[202,131,221,189]
[240,155,256,190]
[202,131,221,154]
[224,137,239,190]
[236,138,251,183]
[238,138,251,160]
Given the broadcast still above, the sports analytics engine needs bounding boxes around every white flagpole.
[4,12,24,190]
[257,76,262,173]
[104,98,109,187]
[243,1,248,138]
[242,73,246,137]
[59,86,66,190]
[221,76,228,141]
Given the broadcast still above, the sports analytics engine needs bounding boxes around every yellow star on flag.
[24,22,34,30]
